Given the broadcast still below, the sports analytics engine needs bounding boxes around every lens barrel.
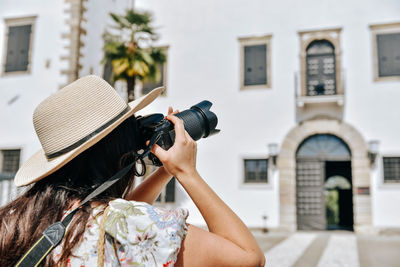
[174,100,220,141]
[138,100,220,166]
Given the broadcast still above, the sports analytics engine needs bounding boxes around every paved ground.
[254,231,400,267]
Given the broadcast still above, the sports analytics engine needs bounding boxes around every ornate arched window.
[306,40,336,96]
[297,134,350,160]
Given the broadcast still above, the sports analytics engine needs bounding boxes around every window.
[383,157,400,183]
[239,35,272,90]
[306,40,336,96]
[0,149,21,206]
[142,62,166,95]
[244,44,267,86]
[370,22,400,82]
[1,149,20,174]
[244,159,268,183]
[2,16,36,75]
[156,178,176,203]
[141,46,168,96]
[298,28,343,97]
[102,58,114,85]
[377,33,400,77]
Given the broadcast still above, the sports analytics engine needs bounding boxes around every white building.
[1,0,400,233]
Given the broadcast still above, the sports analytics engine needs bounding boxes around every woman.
[0,76,265,266]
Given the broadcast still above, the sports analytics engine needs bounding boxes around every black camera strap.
[14,132,162,267]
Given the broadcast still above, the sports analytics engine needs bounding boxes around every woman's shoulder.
[103,198,188,266]
[107,198,189,221]
[104,198,188,237]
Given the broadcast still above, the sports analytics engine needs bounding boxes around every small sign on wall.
[357,187,370,195]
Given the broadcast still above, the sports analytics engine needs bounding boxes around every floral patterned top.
[52,199,188,267]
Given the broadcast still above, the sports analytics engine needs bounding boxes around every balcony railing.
[294,69,346,108]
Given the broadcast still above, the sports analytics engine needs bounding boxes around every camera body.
[136,100,220,166]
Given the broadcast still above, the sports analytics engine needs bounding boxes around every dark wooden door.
[296,160,326,230]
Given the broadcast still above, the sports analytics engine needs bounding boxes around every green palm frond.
[103,8,166,100]
[125,9,152,26]
[110,12,132,29]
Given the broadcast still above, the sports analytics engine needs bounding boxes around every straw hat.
[14,75,163,187]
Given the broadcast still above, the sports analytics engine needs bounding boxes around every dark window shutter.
[5,25,32,72]
[165,177,175,202]
[377,33,400,77]
[244,159,268,183]
[142,63,164,95]
[103,59,113,85]
[383,157,400,183]
[244,44,267,86]
[306,40,336,96]
[1,150,21,173]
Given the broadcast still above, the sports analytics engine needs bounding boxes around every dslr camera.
[136,100,220,166]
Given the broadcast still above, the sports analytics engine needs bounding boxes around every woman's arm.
[124,107,179,204]
[124,167,172,204]
[151,115,266,267]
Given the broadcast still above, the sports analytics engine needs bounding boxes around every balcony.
[295,69,346,107]
[296,94,344,107]
[294,70,346,122]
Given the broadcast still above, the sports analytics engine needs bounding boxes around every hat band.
[45,106,130,159]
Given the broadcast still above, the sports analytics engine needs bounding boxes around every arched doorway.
[296,134,353,230]
[277,119,372,233]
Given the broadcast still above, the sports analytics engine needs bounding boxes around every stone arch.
[277,119,372,233]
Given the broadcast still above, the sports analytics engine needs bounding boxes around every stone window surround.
[1,16,37,77]
[238,34,272,90]
[140,45,169,97]
[239,155,273,188]
[369,22,400,82]
[298,28,343,97]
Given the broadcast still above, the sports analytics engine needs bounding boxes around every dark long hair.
[0,115,146,266]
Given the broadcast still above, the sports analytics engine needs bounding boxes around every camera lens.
[174,100,220,141]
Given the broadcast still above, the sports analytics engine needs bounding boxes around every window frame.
[382,156,400,184]
[242,158,269,184]
[0,148,22,206]
[0,148,21,176]
[305,40,337,96]
[140,45,169,97]
[238,34,272,90]
[370,22,400,82]
[298,28,342,98]
[1,16,37,76]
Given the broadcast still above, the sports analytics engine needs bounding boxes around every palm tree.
[103,9,166,101]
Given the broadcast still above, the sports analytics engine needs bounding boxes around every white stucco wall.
[1,0,399,229]
[0,0,68,162]
[80,0,400,228]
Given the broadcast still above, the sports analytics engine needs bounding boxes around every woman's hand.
[124,107,179,204]
[151,112,198,180]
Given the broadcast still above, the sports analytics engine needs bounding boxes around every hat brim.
[14,87,163,187]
